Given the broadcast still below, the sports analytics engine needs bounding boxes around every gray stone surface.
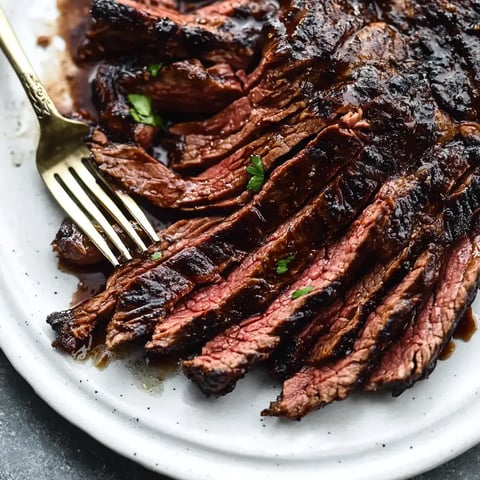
[0,349,478,480]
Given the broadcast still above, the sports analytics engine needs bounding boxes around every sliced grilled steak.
[92,60,244,145]
[146,139,401,357]
[105,126,365,348]
[180,162,452,395]
[182,138,474,393]
[273,237,423,378]
[365,228,480,394]
[169,19,405,170]
[47,216,222,353]
[365,208,480,394]
[276,146,480,376]
[51,126,361,352]
[264,245,443,419]
[48,0,480,419]
[92,112,325,210]
[169,89,308,172]
[78,0,276,69]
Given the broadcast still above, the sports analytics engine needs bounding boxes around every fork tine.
[71,160,148,252]
[53,166,133,262]
[115,189,160,242]
[45,175,120,267]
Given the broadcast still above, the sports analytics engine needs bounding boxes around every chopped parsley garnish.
[276,253,296,274]
[147,63,162,78]
[246,154,265,193]
[150,251,163,261]
[128,93,163,127]
[291,286,314,299]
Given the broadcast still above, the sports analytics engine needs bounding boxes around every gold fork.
[0,8,159,266]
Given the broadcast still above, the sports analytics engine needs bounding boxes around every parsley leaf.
[128,93,163,127]
[150,251,163,261]
[291,286,314,299]
[246,154,265,193]
[147,63,162,78]
[276,253,296,274]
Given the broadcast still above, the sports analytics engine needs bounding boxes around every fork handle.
[0,7,60,127]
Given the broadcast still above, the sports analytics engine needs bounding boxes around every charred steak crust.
[47,0,480,418]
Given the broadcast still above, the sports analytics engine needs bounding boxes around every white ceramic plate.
[1,1,480,479]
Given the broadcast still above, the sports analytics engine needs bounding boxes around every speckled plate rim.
[2,1,480,479]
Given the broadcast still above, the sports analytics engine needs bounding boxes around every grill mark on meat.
[379,0,480,120]
[47,216,222,353]
[422,1,480,92]
[180,160,457,395]
[365,226,480,394]
[104,126,365,348]
[263,245,443,419]
[92,60,245,146]
[92,112,325,210]
[78,0,276,69]
[147,141,432,361]
[417,24,479,121]
[275,238,422,378]
[48,0,480,418]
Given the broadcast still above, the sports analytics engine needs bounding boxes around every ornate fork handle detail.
[0,7,60,126]
[18,73,57,121]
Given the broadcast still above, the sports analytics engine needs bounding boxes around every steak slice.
[92,60,245,145]
[169,89,308,172]
[366,236,480,394]
[92,112,325,210]
[180,164,450,396]
[78,0,276,69]
[366,227,480,393]
[47,216,222,353]
[181,138,474,393]
[263,245,443,420]
[272,235,424,378]
[169,19,406,171]
[112,65,445,351]
[105,126,365,348]
[51,126,362,353]
[124,60,245,115]
[145,138,395,357]
[52,219,108,267]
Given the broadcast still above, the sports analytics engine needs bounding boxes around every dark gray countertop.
[0,349,478,480]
